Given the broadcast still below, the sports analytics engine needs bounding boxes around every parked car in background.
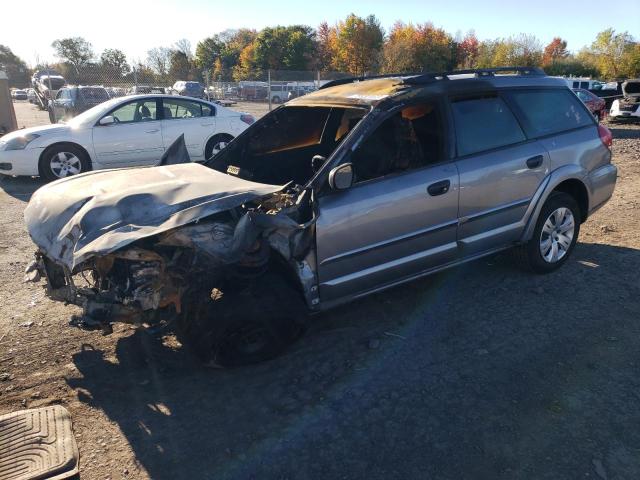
[27,88,37,104]
[564,77,605,90]
[609,79,640,121]
[171,81,205,98]
[0,94,254,180]
[126,85,152,95]
[22,67,617,367]
[11,89,27,100]
[49,86,110,123]
[105,87,127,98]
[573,88,606,119]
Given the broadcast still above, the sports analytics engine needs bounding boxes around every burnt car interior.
[208,101,445,187]
[208,106,367,186]
[349,102,444,182]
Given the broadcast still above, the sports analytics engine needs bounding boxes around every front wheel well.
[40,142,93,168]
[552,179,589,222]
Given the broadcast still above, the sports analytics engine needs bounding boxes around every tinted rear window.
[451,96,526,157]
[507,89,593,137]
[79,88,109,102]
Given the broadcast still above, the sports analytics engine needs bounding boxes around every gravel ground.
[0,115,639,480]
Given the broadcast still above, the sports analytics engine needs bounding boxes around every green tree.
[0,45,30,87]
[100,48,129,76]
[51,37,94,74]
[169,50,193,80]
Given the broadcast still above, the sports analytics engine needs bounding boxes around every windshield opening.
[207,105,367,186]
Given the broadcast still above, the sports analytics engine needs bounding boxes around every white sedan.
[0,95,255,180]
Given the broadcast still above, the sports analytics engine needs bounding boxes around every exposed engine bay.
[26,183,317,332]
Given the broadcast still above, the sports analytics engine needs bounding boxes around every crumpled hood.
[24,163,283,270]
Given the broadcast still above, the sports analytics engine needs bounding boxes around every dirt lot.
[0,113,639,479]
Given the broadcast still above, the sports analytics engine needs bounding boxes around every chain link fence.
[29,65,352,124]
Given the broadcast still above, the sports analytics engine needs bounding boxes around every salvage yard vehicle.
[24,67,617,367]
[49,85,110,123]
[573,88,606,119]
[0,94,255,180]
[609,79,640,121]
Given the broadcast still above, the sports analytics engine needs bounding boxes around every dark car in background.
[573,88,606,120]
[171,81,205,98]
[11,89,28,101]
[49,86,110,123]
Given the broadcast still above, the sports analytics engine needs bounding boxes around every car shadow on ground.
[67,242,640,480]
[0,175,45,202]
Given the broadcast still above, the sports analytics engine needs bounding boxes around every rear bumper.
[588,163,617,215]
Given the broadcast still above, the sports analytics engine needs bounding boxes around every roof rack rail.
[404,66,546,85]
[319,73,416,90]
[318,66,546,90]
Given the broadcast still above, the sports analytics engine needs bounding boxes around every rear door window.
[451,96,526,157]
[506,89,593,137]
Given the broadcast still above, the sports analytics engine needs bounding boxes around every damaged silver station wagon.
[24,67,618,366]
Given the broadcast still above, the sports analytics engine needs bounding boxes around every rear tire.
[205,134,234,160]
[513,192,580,273]
[38,144,91,182]
[178,272,308,367]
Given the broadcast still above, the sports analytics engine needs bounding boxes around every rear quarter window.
[506,89,593,138]
[451,96,526,157]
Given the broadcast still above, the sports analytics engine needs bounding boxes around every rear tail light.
[598,124,612,149]
[240,114,255,125]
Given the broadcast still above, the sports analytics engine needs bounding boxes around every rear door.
[160,97,216,161]
[451,94,550,256]
[92,98,164,166]
[316,101,460,303]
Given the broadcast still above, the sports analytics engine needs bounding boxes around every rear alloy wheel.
[513,192,581,273]
[205,134,234,160]
[39,144,91,181]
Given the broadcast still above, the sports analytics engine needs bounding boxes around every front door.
[316,102,459,303]
[92,98,164,166]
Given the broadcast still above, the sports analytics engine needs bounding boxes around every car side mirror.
[99,115,115,126]
[328,163,354,190]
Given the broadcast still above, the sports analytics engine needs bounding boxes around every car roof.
[289,68,567,108]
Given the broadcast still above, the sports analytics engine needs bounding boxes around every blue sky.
[3,0,639,66]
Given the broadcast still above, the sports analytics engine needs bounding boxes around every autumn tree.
[332,14,384,76]
[589,28,635,79]
[457,31,479,68]
[316,22,335,72]
[542,37,568,67]
[51,37,94,74]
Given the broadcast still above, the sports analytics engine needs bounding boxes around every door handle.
[145,129,159,133]
[526,155,544,169]
[427,179,451,196]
